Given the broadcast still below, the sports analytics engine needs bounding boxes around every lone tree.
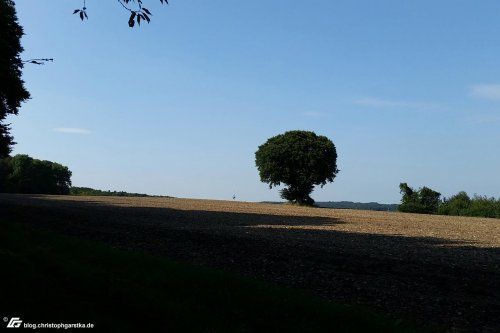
[255,130,339,206]
[0,0,30,158]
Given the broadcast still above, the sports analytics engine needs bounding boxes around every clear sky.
[10,0,500,203]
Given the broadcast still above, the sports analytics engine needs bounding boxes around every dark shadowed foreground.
[1,194,499,332]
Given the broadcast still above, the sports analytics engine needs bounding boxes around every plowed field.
[2,194,499,332]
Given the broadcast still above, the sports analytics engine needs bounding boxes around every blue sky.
[10,0,500,203]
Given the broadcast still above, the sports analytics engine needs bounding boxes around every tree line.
[399,183,500,219]
[70,187,169,198]
[0,154,72,194]
[317,201,399,212]
[0,155,173,197]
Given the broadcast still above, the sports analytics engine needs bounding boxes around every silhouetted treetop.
[255,130,339,206]
[0,154,72,195]
[0,0,30,158]
[398,183,441,214]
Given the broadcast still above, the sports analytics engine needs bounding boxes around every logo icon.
[6,317,22,328]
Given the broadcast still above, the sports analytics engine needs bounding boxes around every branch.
[22,58,54,65]
[73,0,88,21]
[118,0,134,12]
[74,0,167,27]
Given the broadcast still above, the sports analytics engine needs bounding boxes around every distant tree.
[398,183,441,214]
[438,191,471,216]
[316,201,399,212]
[0,0,31,158]
[399,183,414,205]
[439,192,499,219]
[73,0,169,27]
[69,186,161,197]
[1,154,72,194]
[255,130,339,206]
[467,195,500,218]
[418,186,441,213]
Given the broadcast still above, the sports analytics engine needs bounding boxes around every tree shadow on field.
[0,193,346,228]
[1,194,500,333]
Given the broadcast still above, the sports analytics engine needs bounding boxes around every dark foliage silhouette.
[0,154,72,194]
[0,0,30,158]
[398,183,441,214]
[255,130,339,205]
[74,0,169,27]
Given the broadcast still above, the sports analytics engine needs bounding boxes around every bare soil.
[1,194,499,332]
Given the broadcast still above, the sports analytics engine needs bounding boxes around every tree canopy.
[398,183,441,214]
[255,130,339,206]
[439,192,500,218]
[398,183,500,218]
[0,0,30,158]
[0,154,72,194]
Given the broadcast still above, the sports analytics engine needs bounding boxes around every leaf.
[128,12,136,27]
[73,9,80,14]
[143,13,150,23]
[142,7,152,15]
[83,11,88,19]
[80,11,84,21]
[137,14,141,25]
